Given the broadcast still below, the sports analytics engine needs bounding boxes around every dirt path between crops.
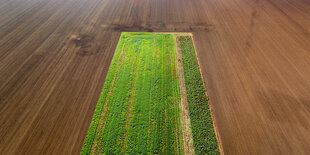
[175,35,195,155]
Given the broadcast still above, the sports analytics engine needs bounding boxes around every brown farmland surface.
[0,0,309,154]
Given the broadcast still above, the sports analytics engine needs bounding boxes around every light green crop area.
[81,32,183,154]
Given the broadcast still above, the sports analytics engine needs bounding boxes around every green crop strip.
[81,32,183,154]
[179,36,220,154]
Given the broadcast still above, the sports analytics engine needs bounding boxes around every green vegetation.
[81,32,183,154]
[81,33,220,155]
[179,36,220,154]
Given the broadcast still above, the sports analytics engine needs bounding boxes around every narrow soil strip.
[175,35,195,155]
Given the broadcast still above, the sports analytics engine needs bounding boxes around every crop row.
[179,36,220,155]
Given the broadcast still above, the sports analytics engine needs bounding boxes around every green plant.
[179,36,220,155]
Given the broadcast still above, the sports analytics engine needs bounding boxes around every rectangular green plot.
[81,32,183,154]
[81,32,220,155]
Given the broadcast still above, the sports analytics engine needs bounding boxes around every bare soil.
[0,0,309,154]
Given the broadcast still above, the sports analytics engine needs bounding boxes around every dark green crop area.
[81,32,183,154]
[179,36,220,154]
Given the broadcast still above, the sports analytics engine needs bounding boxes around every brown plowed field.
[0,0,309,154]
